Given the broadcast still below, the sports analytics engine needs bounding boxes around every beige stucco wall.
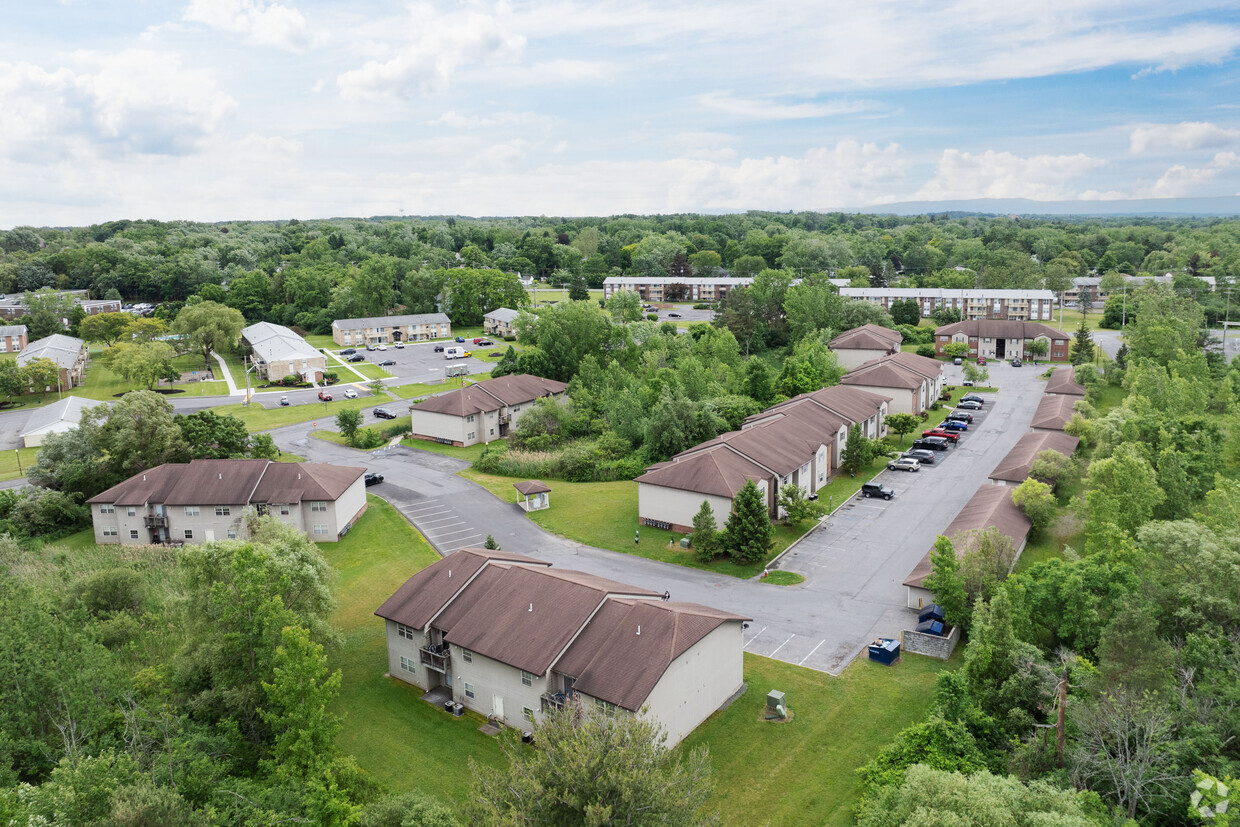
[638,483,734,532]
[640,621,745,747]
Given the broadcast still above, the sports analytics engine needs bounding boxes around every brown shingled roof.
[556,599,750,711]
[829,324,903,351]
[840,359,924,390]
[374,548,551,632]
[1030,394,1078,431]
[1044,367,1086,396]
[411,374,568,417]
[989,432,1080,483]
[635,447,771,499]
[903,484,1032,588]
[885,350,944,379]
[748,384,890,428]
[87,459,365,507]
[513,480,551,495]
[935,319,1068,341]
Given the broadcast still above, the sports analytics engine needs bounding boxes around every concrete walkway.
[210,350,242,396]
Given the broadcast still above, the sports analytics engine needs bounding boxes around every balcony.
[419,643,450,672]
[143,515,167,528]
[541,691,571,712]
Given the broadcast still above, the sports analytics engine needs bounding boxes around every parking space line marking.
[742,626,767,650]
[404,505,444,515]
[799,639,827,665]
[428,527,478,539]
[419,516,463,525]
[768,634,795,657]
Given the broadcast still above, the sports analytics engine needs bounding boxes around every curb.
[764,491,859,573]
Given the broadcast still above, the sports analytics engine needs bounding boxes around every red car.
[318,391,332,401]
[977,357,987,365]
[922,428,960,443]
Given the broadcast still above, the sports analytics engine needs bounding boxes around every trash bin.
[868,638,900,665]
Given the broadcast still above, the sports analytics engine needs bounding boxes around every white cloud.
[1129,121,1240,154]
[423,110,553,130]
[698,92,880,120]
[915,149,1106,201]
[501,59,614,85]
[0,51,235,162]
[1140,152,1240,197]
[336,3,525,101]
[182,0,311,52]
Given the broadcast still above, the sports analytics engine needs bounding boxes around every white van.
[445,346,466,359]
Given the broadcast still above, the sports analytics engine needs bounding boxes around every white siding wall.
[448,646,547,727]
[638,484,733,531]
[408,408,473,445]
[385,619,431,689]
[832,348,888,371]
[847,383,917,415]
[640,621,745,747]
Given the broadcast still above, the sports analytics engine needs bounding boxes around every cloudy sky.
[4,0,1240,227]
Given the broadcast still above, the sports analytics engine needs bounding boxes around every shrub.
[281,374,301,386]
[646,313,658,321]
[72,568,145,616]
[916,344,936,358]
[323,371,338,384]
[355,429,385,449]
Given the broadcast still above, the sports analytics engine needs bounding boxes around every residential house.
[241,322,326,383]
[602,276,753,303]
[838,351,944,415]
[934,320,1070,362]
[902,485,1032,610]
[828,324,903,370]
[839,288,1056,321]
[331,313,452,346]
[87,459,367,545]
[1030,394,1079,433]
[636,385,890,532]
[988,432,1080,487]
[0,325,28,353]
[0,290,121,321]
[1044,366,1086,396]
[19,397,110,448]
[17,333,89,389]
[375,548,748,746]
[483,308,522,338]
[407,374,569,447]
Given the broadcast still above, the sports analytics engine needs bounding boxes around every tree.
[0,358,24,406]
[79,312,133,346]
[889,298,921,326]
[691,500,719,562]
[931,306,962,326]
[468,703,716,826]
[173,300,245,369]
[1011,477,1055,535]
[567,273,589,301]
[104,341,177,390]
[955,527,1017,608]
[962,361,984,384]
[777,483,823,526]
[943,341,970,359]
[857,718,988,794]
[23,289,75,339]
[124,316,169,343]
[1029,448,1071,492]
[176,410,250,458]
[259,625,343,779]
[743,359,774,404]
[21,357,62,400]
[248,433,280,460]
[885,413,920,444]
[335,408,363,447]
[606,289,643,323]
[839,425,874,477]
[483,534,500,550]
[1084,444,1163,538]
[359,791,460,827]
[923,536,968,629]
[85,389,188,477]
[1070,316,1095,364]
[723,479,774,564]
[490,345,520,378]
[1025,338,1049,364]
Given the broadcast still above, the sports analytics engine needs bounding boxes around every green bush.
[916,344,936,358]
[281,374,301,386]
[646,313,658,321]
[72,568,145,616]
[356,429,385,449]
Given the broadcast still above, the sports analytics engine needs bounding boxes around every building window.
[102,527,117,537]
[183,529,193,540]
[489,429,494,436]
[397,623,416,640]
[399,656,416,674]
[99,504,115,514]
[310,502,327,512]
[129,530,139,539]
[227,529,237,539]
[465,682,476,699]
[466,414,475,422]
[462,649,473,663]
[215,506,230,516]
[126,507,136,517]
[594,698,617,714]
[523,707,535,723]
[521,670,534,687]
[313,524,329,535]
[467,432,475,441]
[184,506,200,517]
[279,504,290,516]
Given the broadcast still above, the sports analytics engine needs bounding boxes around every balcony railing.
[420,644,450,672]
[541,691,570,712]
[143,515,167,528]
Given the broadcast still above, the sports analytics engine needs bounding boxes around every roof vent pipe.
[637,625,641,636]
[219,473,222,479]
[529,603,533,612]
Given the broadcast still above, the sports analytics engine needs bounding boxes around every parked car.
[477,339,494,346]
[377,344,387,351]
[455,336,466,342]
[433,345,445,352]
[668,312,682,318]
[887,457,920,472]
[378,359,396,367]
[393,342,405,349]
[977,357,987,365]
[945,412,974,423]
[912,437,950,451]
[373,407,397,420]
[941,420,968,431]
[922,428,960,443]
[364,472,384,486]
[1011,358,1022,367]
[365,344,376,351]
[960,394,985,404]
[962,380,975,387]
[318,391,332,401]
[343,388,358,399]
[903,448,937,464]
[952,357,963,365]
[956,400,983,410]
[279,395,289,406]
[340,348,356,355]
[347,354,365,362]
[861,481,895,500]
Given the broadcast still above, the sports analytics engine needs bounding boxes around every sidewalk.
[210,350,242,396]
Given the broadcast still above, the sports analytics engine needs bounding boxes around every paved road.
[271,360,1047,674]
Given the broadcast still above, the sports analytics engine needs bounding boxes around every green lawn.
[208,396,377,431]
[683,651,957,826]
[56,351,229,401]
[390,373,493,400]
[399,438,489,463]
[312,416,410,448]
[320,495,507,799]
[0,447,40,481]
[527,286,604,304]
[1048,307,1112,333]
[761,570,806,586]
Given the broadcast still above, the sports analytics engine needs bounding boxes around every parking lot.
[749,361,1049,673]
[332,339,496,386]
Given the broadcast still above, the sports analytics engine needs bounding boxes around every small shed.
[513,480,551,512]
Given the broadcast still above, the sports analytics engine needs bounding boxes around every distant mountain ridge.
[831,196,1240,218]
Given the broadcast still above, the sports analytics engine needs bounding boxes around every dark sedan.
[364,472,384,486]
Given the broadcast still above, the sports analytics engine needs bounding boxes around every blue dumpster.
[919,604,945,623]
[868,638,900,665]
[916,619,945,636]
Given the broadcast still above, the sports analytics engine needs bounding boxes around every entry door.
[492,695,504,721]
[205,530,215,542]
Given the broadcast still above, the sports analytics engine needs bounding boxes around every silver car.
[887,457,921,472]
